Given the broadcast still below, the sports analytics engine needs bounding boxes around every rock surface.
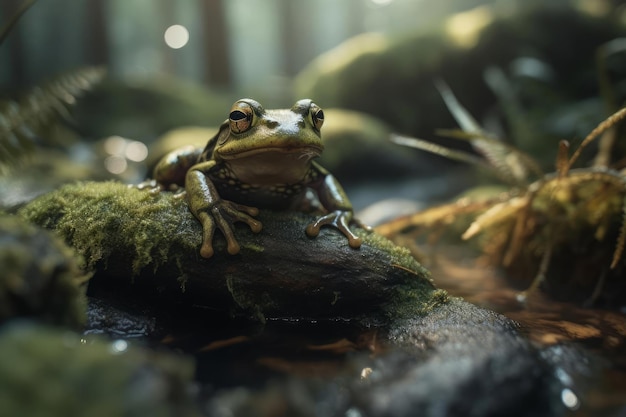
[203,299,568,417]
[18,181,442,323]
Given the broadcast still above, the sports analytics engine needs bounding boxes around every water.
[425,244,626,416]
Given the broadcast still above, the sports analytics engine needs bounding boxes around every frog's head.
[209,98,326,184]
[212,98,325,162]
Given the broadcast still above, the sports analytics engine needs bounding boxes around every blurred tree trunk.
[279,0,301,76]
[85,0,109,66]
[200,0,231,87]
[2,0,26,89]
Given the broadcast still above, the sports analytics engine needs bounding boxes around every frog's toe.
[307,210,363,249]
[200,242,215,258]
[198,212,216,258]
[233,203,259,218]
[224,202,263,233]
[305,215,326,237]
[225,239,241,255]
[340,224,363,248]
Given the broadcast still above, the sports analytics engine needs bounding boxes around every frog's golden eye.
[310,103,324,131]
[229,102,254,133]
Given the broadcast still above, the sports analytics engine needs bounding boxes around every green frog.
[149,98,366,258]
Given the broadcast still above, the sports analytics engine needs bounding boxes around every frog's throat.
[224,149,318,185]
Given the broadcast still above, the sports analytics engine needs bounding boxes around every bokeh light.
[164,24,190,49]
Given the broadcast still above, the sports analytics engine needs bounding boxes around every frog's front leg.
[186,162,262,258]
[306,163,369,249]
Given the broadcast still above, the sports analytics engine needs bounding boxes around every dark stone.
[358,299,564,416]
[86,297,161,339]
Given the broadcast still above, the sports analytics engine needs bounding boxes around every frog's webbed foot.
[305,210,368,249]
[195,200,262,258]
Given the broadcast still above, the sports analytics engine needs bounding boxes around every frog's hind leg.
[153,145,204,188]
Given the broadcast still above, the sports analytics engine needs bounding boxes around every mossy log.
[0,215,89,328]
[18,182,442,323]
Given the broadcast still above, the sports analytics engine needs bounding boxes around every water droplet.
[110,339,128,354]
[561,388,580,410]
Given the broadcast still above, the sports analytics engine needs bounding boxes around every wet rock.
[0,214,89,328]
[0,322,199,417]
[86,297,161,339]
[362,299,565,416]
[204,300,569,417]
[18,181,442,323]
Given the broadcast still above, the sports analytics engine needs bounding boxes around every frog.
[148,98,367,258]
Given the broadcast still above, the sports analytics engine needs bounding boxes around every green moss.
[358,229,448,320]
[362,230,432,281]
[0,215,89,328]
[386,287,450,321]
[0,323,198,417]
[18,181,200,276]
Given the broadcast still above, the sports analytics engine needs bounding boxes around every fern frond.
[0,66,106,173]
[390,133,490,168]
[435,128,544,185]
[434,80,543,186]
[567,106,626,172]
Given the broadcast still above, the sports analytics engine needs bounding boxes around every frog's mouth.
[218,145,322,160]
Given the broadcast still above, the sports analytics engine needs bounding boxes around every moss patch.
[0,323,198,417]
[18,181,201,274]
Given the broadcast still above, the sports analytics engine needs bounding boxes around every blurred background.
[0,0,625,211]
[2,0,594,95]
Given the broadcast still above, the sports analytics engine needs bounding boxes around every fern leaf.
[0,67,106,172]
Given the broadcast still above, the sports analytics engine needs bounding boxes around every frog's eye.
[310,103,324,131]
[229,102,254,133]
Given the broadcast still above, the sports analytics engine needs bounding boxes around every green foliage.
[0,67,106,174]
